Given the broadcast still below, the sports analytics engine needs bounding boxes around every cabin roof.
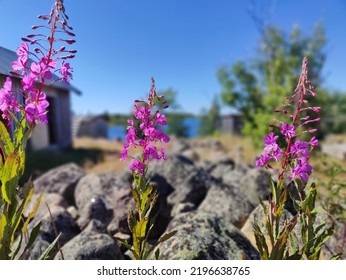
[0,45,81,95]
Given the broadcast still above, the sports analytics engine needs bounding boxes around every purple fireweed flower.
[122,78,169,175]
[30,59,53,80]
[0,77,20,120]
[129,159,146,176]
[256,154,270,167]
[22,75,35,91]
[310,136,318,148]
[143,145,160,161]
[60,61,73,84]
[11,43,29,74]
[256,57,319,183]
[264,132,278,145]
[280,123,295,140]
[290,140,310,158]
[154,112,167,126]
[25,91,49,124]
[134,105,150,121]
[256,131,283,167]
[291,159,312,182]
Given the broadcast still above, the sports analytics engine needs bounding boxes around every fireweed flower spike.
[7,0,76,126]
[0,0,75,260]
[253,57,334,260]
[119,78,176,260]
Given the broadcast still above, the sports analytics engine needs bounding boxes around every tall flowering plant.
[119,78,176,260]
[254,57,334,260]
[0,0,75,259]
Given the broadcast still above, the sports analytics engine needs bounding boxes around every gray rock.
[20,237,51,260]
[21,206,80,259]
[33,163,85,205]
[204,158,236,179]
[171,138,191,153]
[55,232,124,260]
[148,155,213,208]
[198,182,253,228]
[171,202,196,217]
[181,149,200,162]
[24,192,69,222]
[77,196,113,230]
[38,206,80,246]
[75,172,171,238]
[83,219,108,234]
[159,211,259,260]
[321,220,346,260]
[74,173,131,234]
[241,202,295,250]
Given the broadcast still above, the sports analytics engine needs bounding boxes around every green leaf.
[1,152,20,203]
[159,230,177,243]
[252,222,269,260]
[154,248,160,260]
[39,232,61,260]
[302,183,317,213]
[0,214,8,241]
[9,232,23,260]
[21,192,42,234]
[128,209,137,233]
[141,185,153,213]
[131,187,140,209]
[135,218,148,239]
[18,221,42,260]
[0,121,14,158]
[270,215,297,260]
[115,237,132,251]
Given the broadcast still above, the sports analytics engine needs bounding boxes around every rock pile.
[23,140,345,260]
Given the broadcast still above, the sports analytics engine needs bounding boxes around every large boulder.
[38,206,80,246]
[21,206,80,259]
[222,167,271,207]
[198,182,254,228]
[159,211,259,260]
[55,231,124,260]
[148,155,213,208]
[74,171,171,238]
[74,172,131,233]
[33,163,85,205]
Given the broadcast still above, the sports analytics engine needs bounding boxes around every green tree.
[217,22,343,146]
[199,95,221,136]
[155,88,189,138]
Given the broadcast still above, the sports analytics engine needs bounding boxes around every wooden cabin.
[0,46,81,150]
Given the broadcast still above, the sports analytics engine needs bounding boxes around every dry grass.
[73,137,127,174]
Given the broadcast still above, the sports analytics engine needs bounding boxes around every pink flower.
[25,91,49,124]
[143,145,159,161]
[264,132,278,145]
[22,75,35,91]
[129,160,146,175]
[60,61,73,84]
[154,112,167,126]
[11,43,29,74]
[122,78,169,175]
[290,140,310,158]
[0,77,20,120]
[310,136,318,148]
[30,58,54,81]
[256,154,270,167]
[280,123,295,140]
[134,105,150,121]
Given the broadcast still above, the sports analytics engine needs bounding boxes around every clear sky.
[0,0,345,115]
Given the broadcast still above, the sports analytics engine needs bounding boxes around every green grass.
[23,147,103,182]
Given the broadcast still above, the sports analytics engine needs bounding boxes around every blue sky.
[0,0,345,115]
